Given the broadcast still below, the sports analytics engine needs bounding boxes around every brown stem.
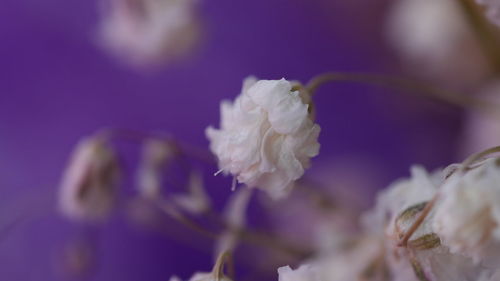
[460,145,500,172]
[213,251,230,281]
[397,195,439,247]
[306,72,500,116]
[205,209,311,259]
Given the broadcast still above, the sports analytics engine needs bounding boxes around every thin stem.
[155,200,310,258]
[213,251,231,281]
[205,209,311,258]
[460,145,500,173]
[397,195,439,247]
[99,128,215,164]
[306,72,500,116]
[155,199,219,240]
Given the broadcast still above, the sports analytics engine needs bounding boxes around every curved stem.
[397,195,439,247]
[98,128,215,164]
[398,145,500,247]
[155,199,219,240]
[460,145,500,172]
[306,72,500,116]
[213,251,231,281]
[205,209,311,258]
[155,200,310,258]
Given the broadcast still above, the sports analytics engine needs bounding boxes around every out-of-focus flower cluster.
[98,0,201,68]
[279,159,500,281]
[51,0,500,280]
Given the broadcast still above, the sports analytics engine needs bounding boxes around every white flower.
[59,137,119,222]
[460,82,500,157]
[386,0,488,86]
[278,265,321,281]
[206,77,320,199]
[136,138,175,199]
[98,0,200,68]
[169,273,231,281]
[366,165,440,238]
[172,170,211,215]
[312,235,386,281]
[476,0,500,27]
[433,157,500,265]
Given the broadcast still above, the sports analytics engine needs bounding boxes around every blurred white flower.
[366,165,440,238]
[433,157,500,265]
[387,243,492,281]
[169,273,232,281]
[386,0,489,86]
[460,82,500,157]
[477,0,500,27]
[172,170,211,215]
[206,77,320,199]
[312,235,387,281]
[136,138,175,199]
[98,0,200,68]
[278,265,321,281]
[59,137,119,222]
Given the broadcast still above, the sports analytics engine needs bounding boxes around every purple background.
[0,0,462,280]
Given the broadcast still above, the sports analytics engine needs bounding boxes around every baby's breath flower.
[386,0,488,86]
[278,265,321,281]
[172,170,211,215]
[476,0,500,27]
[461,82,500,157]
[98,0,200,68]
[206,77,320,199]
[367,166,439,238]
[169,273,232,281]
[433,158,500,264]
[59,136,119,222]
[136,139,174,199]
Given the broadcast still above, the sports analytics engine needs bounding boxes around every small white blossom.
[366,165,440,238]
[433,158,500,264]
[386,0,488,86]
[313,235,386,281]
[477,0,500,27]
[136,138,174,199]
[278,265,321,281]
[172,170,211,215]
[461,82,500,157]
[59,137,119,222]
[169,272,232,281]
[98,0,200,68]
[206,77,320,199]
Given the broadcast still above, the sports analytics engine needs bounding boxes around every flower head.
[476,0,500,27]
[59,136,120,222]
[278,265,321,281]
[206,77,320,199]
[98,0,200,68]
[169,273,232,281]
[386,0,488,86]
[136,138,175,199]
[366,165,440,238]
[433,158,500,264]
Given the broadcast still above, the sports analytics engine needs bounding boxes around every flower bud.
[59,137,119,222]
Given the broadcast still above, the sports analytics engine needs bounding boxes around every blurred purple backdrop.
[0,0,463,280]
